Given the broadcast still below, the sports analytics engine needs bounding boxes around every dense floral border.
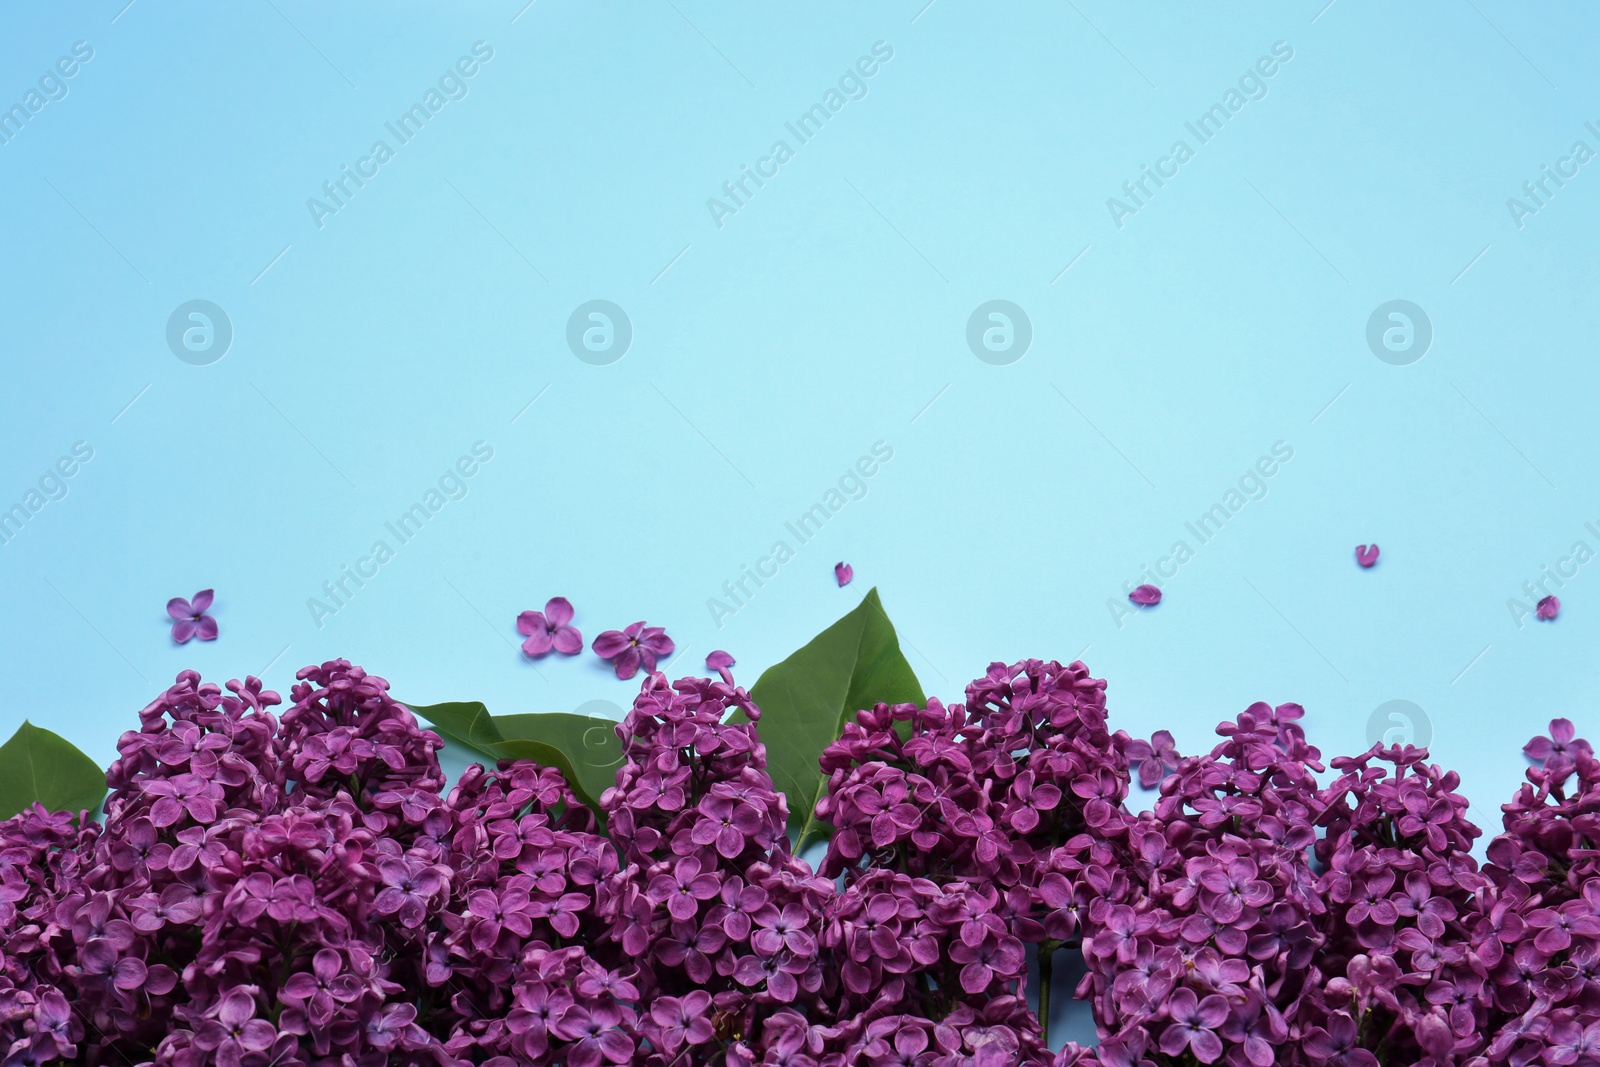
[0,653,1593,1066]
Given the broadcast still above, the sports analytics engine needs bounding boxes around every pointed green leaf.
[0,721,107,822]
[404,702,622,821]
[406,700,506,756]
[745,587,924,848]
[492,712,623,813]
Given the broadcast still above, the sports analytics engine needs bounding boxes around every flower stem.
[1039,938,1059,1048]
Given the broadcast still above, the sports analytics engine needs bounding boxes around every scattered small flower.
[1128,584,1161,607]
[835,562,853,587]
[1355,544,1380,568]
[516,597,583,657]
[1538,594,1560,621]
[592,622,675,680]
[166,590,217,644]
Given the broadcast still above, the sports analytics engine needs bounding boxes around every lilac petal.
[171,619,197,644]
[194,615,218,641]
[706,650,735,670]
[544,597,575,627]
[835,562,853,587]
[1356,544,1380,568]
[522,630,554,656]
[1538,595,1560,621]
[167,598,192,621]
[639,630,675,657]
[551,626,583,655]
[190,589,214,613]
[516,611,545,637]
[1129,584,1162,607]
[592,630,631,659]
[612,647,642,680]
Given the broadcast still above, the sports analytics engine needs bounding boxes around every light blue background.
[1,2,1595,1020]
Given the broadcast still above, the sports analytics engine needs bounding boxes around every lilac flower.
[949,933,1025,994]
[1538,593,1561,620]
[1548,1019,1600,1064]
[364,1003,422,1051]
[1128,583,1161,606]
[556,1003,634,1067]
[194,990,276,1064]
[1124,729,1180,788]
[1302,1012,1379,1067]
[139,772,221,826]
[373,856,445,928]
[648,991,714,1051]
[1525,717,1592,769]
[1157,988,1228,1063]
[517,596,583,656]
[280,949,361,1027]
[647,855,722,921]
[592,621,674,679]
[835,562,853,586]
[753,904,818,956]
[691,793,765,858]
[1355,543,1379,568]
[166,589,217,643]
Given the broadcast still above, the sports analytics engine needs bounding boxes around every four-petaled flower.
[166,589,218,643]
[592,621,674,680]
[1526,717,1593,770]
[648,991,714,1051]
[1125,729,1180,788]
[517,597,583,657]
[1158,988,1229,1064]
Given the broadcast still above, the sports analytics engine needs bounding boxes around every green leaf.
[745,587,924,849]
[493,713,623,813]
[0,721,106,822]
[405,702,623,820]
[406,700,505,756]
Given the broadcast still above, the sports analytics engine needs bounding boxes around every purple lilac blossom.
[6,656,1600,1066]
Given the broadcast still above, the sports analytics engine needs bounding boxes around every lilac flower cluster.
[603,672,836,1063]
[0,661,625,1067]
[812,659,1124,1063]
[5,653,1600,1066]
